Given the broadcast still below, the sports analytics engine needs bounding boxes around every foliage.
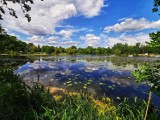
[9,50,19,57]
[113,49,121,56]
[0,69,55,120]
[133,62,160,97]
[117,97,159,120]
[0,29,41,54]
[0,55,33,70]
[66,46,77,55]
[153,0,160,14]
[0,29,26,53]
[146,32,160,53]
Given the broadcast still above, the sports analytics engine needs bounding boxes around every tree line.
[0,28,159,55]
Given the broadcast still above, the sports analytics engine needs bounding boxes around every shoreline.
[0,53,160,58]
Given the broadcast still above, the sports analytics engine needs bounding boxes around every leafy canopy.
[153,0,160,14]
[133,63,160,96]
[147,31,160,48]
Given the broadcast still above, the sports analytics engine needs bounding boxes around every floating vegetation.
[99,82,105,86]
[83,86,87,89]
[88,79,93,82]
[87,82,91,85]
[108,86,114,90]
[66,81,72,84]
[67,83,73,87]
[74,82,78,84]
[116,97,121,100]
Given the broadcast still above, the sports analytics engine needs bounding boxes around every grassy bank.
[0,70,159,120]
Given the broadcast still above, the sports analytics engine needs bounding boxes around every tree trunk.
[144,91,152,120]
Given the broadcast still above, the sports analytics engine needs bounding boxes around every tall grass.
[117,97,159,120]
[0,69,159,120]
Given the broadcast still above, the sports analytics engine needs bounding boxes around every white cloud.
[75,0,105,17]
[102,33,151,47]
[26,32,151,48]
[59,30,73,38]
[1,0,105,36]
[104,18,160,33]
[28,36,44,43]
[80,34,101,47]
[47,36,59,41]
[1,1,77,36]
[46,41,80,47]
[58,28,94,38]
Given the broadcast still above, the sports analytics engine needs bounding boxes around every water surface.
[15,56,160,107]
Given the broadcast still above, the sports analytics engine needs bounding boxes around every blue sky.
[1,0,160,48]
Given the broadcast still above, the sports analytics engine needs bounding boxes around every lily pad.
[99,82,104,85]
[116,97,121,100]
[74,82,78,84]
[66,81,72,84]
[67,83,73,87]
[83,86,87,89]
[108,86,114,90]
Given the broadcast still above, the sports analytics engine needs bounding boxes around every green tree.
[114,49,121,56]
[41,45,54,54]
[66,46,77,55]
[146,32,160,54]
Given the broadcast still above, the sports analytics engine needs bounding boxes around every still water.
[16,56,160,107]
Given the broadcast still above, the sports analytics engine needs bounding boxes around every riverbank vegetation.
[0,69,159,120]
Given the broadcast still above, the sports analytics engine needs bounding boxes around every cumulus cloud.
[46,41,80,47]
[47,36,59,41]
[58,27,94,39]
[1,0,105,36]
[104,18,160,33]
[27,36,45,43]
[1,0,77,36]
[75,0,104,17]
[59,30,73,38]
[80,34,101,46]
[102,33,151,47]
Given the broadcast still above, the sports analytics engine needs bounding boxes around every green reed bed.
[0,70,159,120]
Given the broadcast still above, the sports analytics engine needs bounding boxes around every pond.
[4,56,160,107]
